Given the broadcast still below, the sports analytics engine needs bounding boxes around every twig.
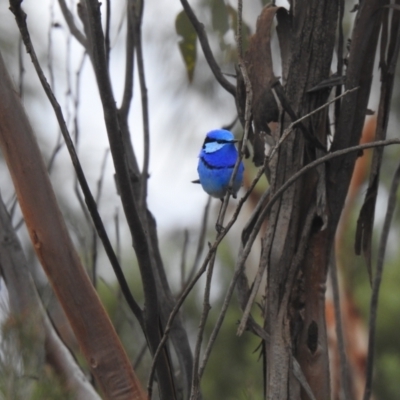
[119,0,135,119]
[203,139,400,350]
[219,0,252,338]
[185,197,211,286]
[335,0,345,130]
[47,136,64,174]
[47,0,56,91]
[133,342,148,371]
[91,149,110,287]
[268,87,359,161]
[147,163,265,395]
[189,4,251,394]
[198,186,267,377]
[263,139,400,230]
[105,0,111,68]
[237,202,316,338]
[330,248,352,400]
[57,0,87,48]
[281,205,317,307]
[363,160,400,400]
[132,1,150,208]
[180,0,236,97]
[292,357,317,400]
[190,250,217,399]
[180,230,189,290]
[114,207,121,264]
[236,255,266,335]
[216,0,253,230]
[73,51,87,143]
[10,1,143,327]
[18,35,24,99]
[72,50,91,223]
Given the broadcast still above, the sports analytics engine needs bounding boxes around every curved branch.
[132,0,151,207]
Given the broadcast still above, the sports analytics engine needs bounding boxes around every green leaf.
[210,0,229,37]
[175,10,197,82]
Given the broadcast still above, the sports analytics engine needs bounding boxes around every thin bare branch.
[268,87,359,161]
[190,17,255,381]
[47,0,56,91]
[264,139,400,227]
[132,1,151,208]
[292,358,318,400]
[133,342,148,371]
[216,0,253,231]
[190,251,217,399]
[91,149,110,288]
[114,207,121,264]
[198,187,269,377]
[185,197,211,286]
[119,0,136,119]
[58,0,88,48]
[330,248,352,400]
[180,230,189,290]
[10,1,143,327]
[189,11,254,382]
[73,51,87,143]
[334,0,345,131]
[147,164,266,395]
[105,0,111,68]
[18,35,24,99]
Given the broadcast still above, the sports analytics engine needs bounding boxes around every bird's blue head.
[201,129,237,154]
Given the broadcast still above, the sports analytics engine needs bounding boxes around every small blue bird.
[195,129,244,199]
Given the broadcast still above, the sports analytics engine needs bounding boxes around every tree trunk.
[256,0,384,398]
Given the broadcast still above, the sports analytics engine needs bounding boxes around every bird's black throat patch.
[200,156,235,170]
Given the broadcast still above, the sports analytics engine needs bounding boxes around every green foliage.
[201,303,263,399]
[30,374,74,400]
[0,316,72,400]
[175,2,252,83]
[176,10,198,82]
[341,200,400,400]
[210,0,230,37]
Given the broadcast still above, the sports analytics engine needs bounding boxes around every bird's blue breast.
[197,143,244,199]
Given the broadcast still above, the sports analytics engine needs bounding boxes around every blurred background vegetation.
[0,0,399,399]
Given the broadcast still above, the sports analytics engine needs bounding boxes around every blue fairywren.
[194,129,244,199]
